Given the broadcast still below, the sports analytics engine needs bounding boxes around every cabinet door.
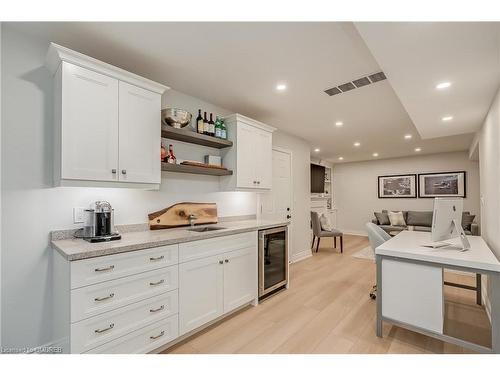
[223,247,257,313]
[236,122,257,188]
[179,255,224,335]
[255,129,272,189]
[61,62,119,181]
[118,81,161,184]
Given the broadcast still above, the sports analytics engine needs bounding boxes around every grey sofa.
[372,210,478,236]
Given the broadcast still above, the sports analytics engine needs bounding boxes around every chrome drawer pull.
[95,323,114,334]
[150,331,165,340]
[149,255,165,261]
[150,305,165,313]
[149,279,165,286]
[94,293,115,302]
[94,265,114,273]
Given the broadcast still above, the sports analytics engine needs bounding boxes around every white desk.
[375,231,500,353]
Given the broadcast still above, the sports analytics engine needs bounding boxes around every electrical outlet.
[73,207,86,224]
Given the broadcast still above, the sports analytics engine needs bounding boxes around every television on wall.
[311,164,325,193]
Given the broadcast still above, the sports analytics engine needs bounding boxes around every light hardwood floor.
[163,234,491,354]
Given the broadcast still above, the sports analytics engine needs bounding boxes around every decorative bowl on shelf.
[161,108,192,129]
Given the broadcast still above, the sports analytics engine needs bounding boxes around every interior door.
[118,81,161,184]
[61,62,119,181]
[179,255,224,335]
[223,247,257,313]
[236,122,257,188]
[261,149,292,221]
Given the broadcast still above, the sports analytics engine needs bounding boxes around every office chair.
[365,222,392,300]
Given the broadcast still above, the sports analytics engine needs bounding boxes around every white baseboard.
[290,249,312,263]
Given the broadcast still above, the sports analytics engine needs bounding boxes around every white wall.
[333,151,480,235]
[272,131,311,261]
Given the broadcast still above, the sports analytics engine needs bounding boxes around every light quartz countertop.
[51,219,289,261]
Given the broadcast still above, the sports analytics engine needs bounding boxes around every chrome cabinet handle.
[111,169,117,174]
[219,260,223,264]
[149,279,165,286]
[150,331,165,340]
[225,259,229,263]
[95,323,114,334]
[94,265,114,272]
[150,305,165,313]
[121,169,127,175]
[149,255,164,261]
[94,293,115,302]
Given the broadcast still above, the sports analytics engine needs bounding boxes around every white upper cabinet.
[220,114,276,191]
[118,81,161,184]
[60,63,119,182]
[46,43,168,188]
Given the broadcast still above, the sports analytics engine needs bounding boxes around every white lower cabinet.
[179,236,257,335]
[54,231,258,353]
[179,255,224,335]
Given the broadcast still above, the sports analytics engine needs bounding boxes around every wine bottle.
[196,109,204,134]
[203,111,209,135]
[209,113,215,136]
[215,116,222,138]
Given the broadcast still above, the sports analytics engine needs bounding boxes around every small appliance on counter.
[75,201,121,243]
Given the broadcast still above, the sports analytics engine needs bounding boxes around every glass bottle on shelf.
[196,109,204,134]
[215,116,222,138]
[203,111,209,135]
[209,113,215,136]
[220,119,227,139]
[161,142,167,162]
[167,144,176,164]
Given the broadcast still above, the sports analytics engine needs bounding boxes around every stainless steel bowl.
[161,108,192,129]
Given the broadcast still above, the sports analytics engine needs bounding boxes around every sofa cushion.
[388,211,406,226]
[406,211,433,227]
[379,225,407,233]
[374,212,390,225]
[383,210,408,223]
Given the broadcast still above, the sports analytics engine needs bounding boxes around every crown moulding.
[44,42,169,95]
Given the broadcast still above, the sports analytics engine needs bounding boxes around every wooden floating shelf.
[161,163,233,176]
[161,125,233,149]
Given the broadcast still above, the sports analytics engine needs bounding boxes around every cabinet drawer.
[71,290,178,353]
[71,244,178,288]
[85,315,179,354]
[179,232,257,263]
[71,265,178,322]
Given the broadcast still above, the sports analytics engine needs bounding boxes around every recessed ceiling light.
[335,121,343,127]
[276,83,287,91]
[338,156,344,160]
[404,134,413,140]
[353,142,361,147]
[415,147,422,152]
[314,148,320,152]
[436,82,451,90]
[442,115,453,122]
[372,153,379,157]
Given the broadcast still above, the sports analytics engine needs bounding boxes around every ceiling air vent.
[324,71,387,96]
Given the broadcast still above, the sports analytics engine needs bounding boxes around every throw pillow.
[374,212,390,225]
[320,214,333,231]
[462,214,475,231]
[388,211,406,227]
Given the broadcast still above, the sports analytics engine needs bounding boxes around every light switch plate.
[73,207,86,224]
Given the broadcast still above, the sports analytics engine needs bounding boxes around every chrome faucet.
[188,214,197,228]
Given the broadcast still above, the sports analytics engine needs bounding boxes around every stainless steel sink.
[188,226,227,232]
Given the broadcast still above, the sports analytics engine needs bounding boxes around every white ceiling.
[356,22,500,139]
[7,22,492,163]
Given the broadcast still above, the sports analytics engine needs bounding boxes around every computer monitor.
[430,197,470,251]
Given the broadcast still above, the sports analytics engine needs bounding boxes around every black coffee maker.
[81,201,121,242]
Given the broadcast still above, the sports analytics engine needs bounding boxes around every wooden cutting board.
[148,202,218,230]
